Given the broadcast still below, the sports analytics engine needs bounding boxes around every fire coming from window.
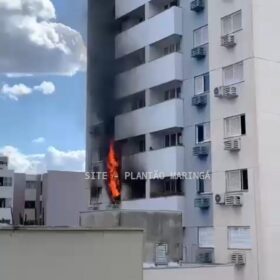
[107,141,121,202]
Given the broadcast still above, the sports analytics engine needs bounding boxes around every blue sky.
[0,0,87,173]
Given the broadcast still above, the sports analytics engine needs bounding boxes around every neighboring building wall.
[43,171,88,227]
[0,156,14,225]
[80,210,183,263]
[0,228,143,280]
[144,265,235,280]
[13,173,26,225]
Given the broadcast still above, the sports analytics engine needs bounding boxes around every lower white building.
[0,156,14,225]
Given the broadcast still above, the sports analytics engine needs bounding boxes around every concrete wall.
[0,228,143,280]
[144,265,235,280]
[43,171,88,227]
[80,210,183,263]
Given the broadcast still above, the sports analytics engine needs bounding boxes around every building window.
[0,177,12,187]
[226,169,248,192]
[164,87,181,100]
[132,96,145,111]
[228,227,251,249]
[222,10,242,35]
[163,42,181,55]
[26,181,37,189]
[197,178,205,193]
[194,25,208,47]
[25,201,36,209]
[164,178,182,195]
[196,122,210,143]
[198,227,214,248]
[165,132,182,147]
[139,139,146,152]
[223,62,243,86]
[195,73,210,95]
[224,114,246,138]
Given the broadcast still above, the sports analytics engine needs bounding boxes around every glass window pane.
[233,11,242,32]
[228,227,252,249]
[195,75,204,95]
[199,227,214,248]
[226,170,241,192]
[223,65,234,85]
[222,15,232,35]
[204,73,210,92]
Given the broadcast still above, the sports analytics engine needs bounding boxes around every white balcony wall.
[116,7,182,58]
[121,196,184,212]
[24,209,36,221]
[0,208,12,222]
[0,187,13,199]
[25,189,37,201]
[116,53,183,99]
[115,99,183,140]
[122,146,184,175]
[115,0,149,19]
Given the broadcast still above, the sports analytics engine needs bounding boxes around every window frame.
[193,25,209,47]
[198,227,215,249]
[228,226,252,250]
[196,122,211,144]
[223,61,244,86]
[194,72,210,95]
[221,10,242,36]
[224,114,246,138]
[226,169,249,192]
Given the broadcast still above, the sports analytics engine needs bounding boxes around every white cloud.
[0,0,86,75]
[1,81,56,100]
[32,137,46,144]
[1,83,32,100]
[34,81,55,95]
[0,145,85,174]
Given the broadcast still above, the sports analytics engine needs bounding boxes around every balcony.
[0,208,12,224]
[121,196,184,212]
[25,189,37,201]
[115,98,183,140]
[116,7,182,58]
[0,187,13,199]
[122,146,184,176]
[115,0,149,19]
[116,52,183,99]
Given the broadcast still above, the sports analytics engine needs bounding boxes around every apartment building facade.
[87,1,280,279]
[0,156,14,225]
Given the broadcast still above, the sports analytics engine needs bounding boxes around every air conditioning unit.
[191,46,206,59]
[190,0,204,12]
[225,193,243,206]
[192,94,207,106]
[215,193,225,205]
[194,197,210,209]
[197,251,213,264]
[221,34,236,48]
[224,138,241,151]
[231,252,246,265]
[193,145,209,157]
[214,86,238,98]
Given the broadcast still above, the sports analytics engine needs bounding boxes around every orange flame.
[107,141,121,201]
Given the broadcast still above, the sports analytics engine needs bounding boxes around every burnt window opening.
[25,201,36,209]
[124,180,146,201]
[151,178,183,198]
[91,186,102,199]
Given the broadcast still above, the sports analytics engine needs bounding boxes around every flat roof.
[0,226,143,232]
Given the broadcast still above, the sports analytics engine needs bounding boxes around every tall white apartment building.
[87,1,280,279]
[0,156,14,225]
